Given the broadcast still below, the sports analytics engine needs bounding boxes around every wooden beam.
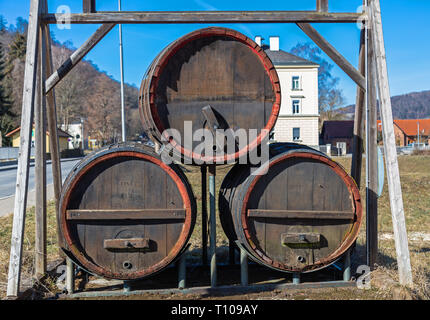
[41,1,65,252]
[316,0,329,12]
[7,0,42,298]
[370,0,413,286]
[351,27,366,188]
[247,209,355,220]
[367,27,378,269]
[297,23,366,91]
[104,238,149,250]
[66,209,186,220]
[34,26,47,279]
[83,0,96,13]
[42,11,365,24]
[45,23,115,94]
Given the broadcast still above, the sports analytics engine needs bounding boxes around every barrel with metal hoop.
[58,143,196,280]
[219,143,362,273]
[139,27,281,164]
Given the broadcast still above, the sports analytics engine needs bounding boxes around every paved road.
[0,159,81,199]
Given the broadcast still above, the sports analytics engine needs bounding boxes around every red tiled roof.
[377,119,430,136]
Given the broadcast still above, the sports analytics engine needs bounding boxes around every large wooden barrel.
[139,27,281,164]
[219,143,362,273]
[59,143,196,280]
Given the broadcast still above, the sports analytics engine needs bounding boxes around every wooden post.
[34,27,47,279]
[45,23,115,94]
[296,23,366,91]
[7,0,42,297]
[351,27,366,187]
[41,1,64,253]
[83,0,96,13]
[366,26,378,269]
[370,0,413,286]
[316,0,329,12]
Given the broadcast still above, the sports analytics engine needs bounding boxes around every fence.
[0,147,35,161]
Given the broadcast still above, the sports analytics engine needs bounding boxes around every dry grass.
[335,155,430,299]
[0,155,429,299]
[0,201,60,296]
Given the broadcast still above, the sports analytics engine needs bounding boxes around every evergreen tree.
[0,15,7,33]
[0,42,15,144]
[8,32,26,62]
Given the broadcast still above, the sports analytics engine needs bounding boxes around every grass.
[0,155,429,299]
[0,201,60,296]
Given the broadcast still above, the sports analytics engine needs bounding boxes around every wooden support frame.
[7,0,413,297]
[42,11,365,24]
[7,0,42,297]
[83,0,96,13]
[366,24,379,269]
[316,0,329,13]
[351,27,366,188]
[34,23,47,279]
[296,23,366,91]
[45,23,115,94]
[369,0,413,286]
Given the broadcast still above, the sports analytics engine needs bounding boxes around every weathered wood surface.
[59,145,196,280]
[297,23,366,91]
[35,28,47,279]
[140,27,280,164]
[367,26,379,269]
[316,0,329,12]
[42,11,365,24]
[351,26,366,187]
[247,209,355,220]
[46,23,115,93]
[66,209,186,220]
[219,143,362,273]
[370,0,412,286]
[104,238,150,250]
[83,0,96,13]
[41,3,65,253]
[7,0,42,298]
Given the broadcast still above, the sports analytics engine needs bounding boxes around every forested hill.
[339,90,430,119]
[0,17,143,145]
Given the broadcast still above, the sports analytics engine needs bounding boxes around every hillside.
[0,23,144,145]
[339,90,430,119]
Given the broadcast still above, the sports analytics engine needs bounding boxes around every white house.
[256,36,320,146]
[61,122,84,150]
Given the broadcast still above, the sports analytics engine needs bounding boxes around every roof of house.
[377,119,430,136]
[263,45,319,67]
[5,126,73,138]
[321,120,355,139]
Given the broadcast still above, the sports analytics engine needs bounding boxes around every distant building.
[320,120,354,154]
[377,119,430,146]
[61,122,84,149]
[258,36,320,146]
[5,126,72,153]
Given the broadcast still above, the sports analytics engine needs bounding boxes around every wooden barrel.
[219,143,362,273]
[139,27,281,164]
[59,143,196,280]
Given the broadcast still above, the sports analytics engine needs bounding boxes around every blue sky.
[0,0,429,106]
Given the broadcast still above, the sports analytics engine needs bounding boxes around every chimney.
[269,36,279,51]
[254,36,262,47]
